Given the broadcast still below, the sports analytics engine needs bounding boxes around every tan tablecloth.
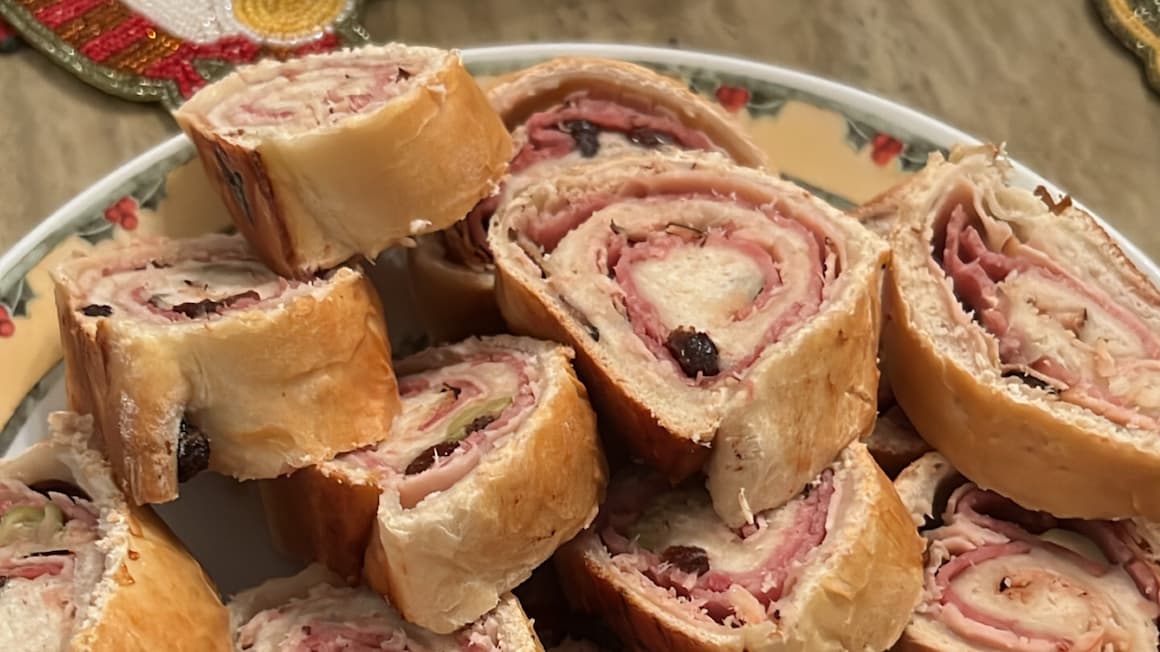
[2,0,1158,257]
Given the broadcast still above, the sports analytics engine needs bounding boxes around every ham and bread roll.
[489,151,889,527]
[261,335,607,633]
[874,144,1160,520]
[554,442,924,652]
[409,56,768,343]
[229,565,542,651]
[0,413,230,651]
[894,452,1160,651]
[53,233,400,505]
[174,43,512,277]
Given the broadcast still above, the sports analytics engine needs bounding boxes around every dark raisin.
[28,481,90,502]
[150,261,171,269]
[441,384,462,399]
[81,304,113,317]
[465,415,497,435]
[0,577,6,589]
[172,299,224,319]
[176,419,210,483]
[660,545,710,576]
[397,68,412,81]
[565,120,600,157]
[1002,370,1056,393]
[998,577,1012,592]
[26,550,70,558]
[665,327,720,378]
[627,128,675,148]
[405,441,461,476]
[213,146,253,224]
[772,609,781,620]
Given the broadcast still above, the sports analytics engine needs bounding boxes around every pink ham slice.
[205,61,415,134]
[920,482,1160,649]
[511,179,839,384]
[937,195,1160,430]
[335,352,537,509]
[61,235,303,326]
[598,469,835,627]
[444,93,725,268]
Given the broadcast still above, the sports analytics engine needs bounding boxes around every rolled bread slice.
[229,564,542,651]
[174,43,512,277]
[880,143,1160,519]
[409,56,769,343]
[864,406,930,478]
[894,452,1160,651]
[53,233,400,505]
[489,151,888,527]
[0,412,231,651]
[261,335,607,633]
[554,442,924,652]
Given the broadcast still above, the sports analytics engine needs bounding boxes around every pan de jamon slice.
[52,233,399,504]
[260,335,607,634]
[174,43,512,277]
[229,565,542,651]
[554,442,923,652]
[0,413,230,651]
[409,55,769,343]
[488,151,888,526]
[878,144,1160,520]
[894,452,1160,651]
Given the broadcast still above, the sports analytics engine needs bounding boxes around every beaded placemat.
[0,0,370,108]
[1094,0,1160,94]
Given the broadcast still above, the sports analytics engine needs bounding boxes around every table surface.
[2,0,1158,258]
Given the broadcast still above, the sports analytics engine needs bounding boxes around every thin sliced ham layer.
[513,175,842,383]
[935,187,1160,429]
[66,239,311,325]
[919,482,1160,650]
[0,480,102,652]
[205,58,421,134]
[598,469,835,627]
[334,352,538,509]
[443,92,722,269]
[236,583,505,652]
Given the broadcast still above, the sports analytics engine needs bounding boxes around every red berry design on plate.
[103,196,140,230]
[714,85,750,113]
[870,134,904,166]
[0,306,13,338]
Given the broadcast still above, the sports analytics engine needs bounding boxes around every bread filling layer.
[235,583,505,652]
[443,91,720,270]
[597,469,835,627]
[0,480,102,651]
[932,182,1160,429]
[919,482,1160,650]
[64,239,321,325]
[204,56,426,138]
[505,174,842,388]
[335,351,537,509]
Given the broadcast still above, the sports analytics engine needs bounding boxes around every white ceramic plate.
[1,43,1157,601]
